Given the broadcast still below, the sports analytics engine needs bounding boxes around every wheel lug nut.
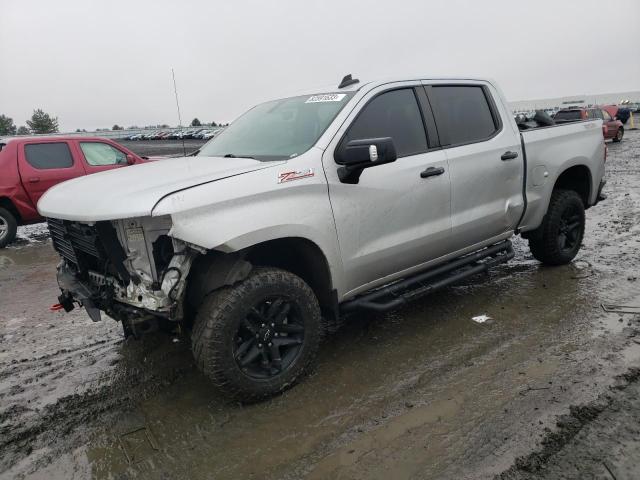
[271,323,275,327]
[258,343,263,348]
[256,334,259,338]
[261,323,265,327]
[268,342,272,347]
[274,333,279,337]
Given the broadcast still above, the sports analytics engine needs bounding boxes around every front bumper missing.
[56,249,195,323]
[57,266,104,321]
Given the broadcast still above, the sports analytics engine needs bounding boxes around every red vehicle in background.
[0,136,147,247]
[602,104,631,125]
[554,107,624,142]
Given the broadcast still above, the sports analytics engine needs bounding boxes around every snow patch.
[12,222,50,247]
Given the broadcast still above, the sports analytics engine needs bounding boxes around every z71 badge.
[278,168,314,183]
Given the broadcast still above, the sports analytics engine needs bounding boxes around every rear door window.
[24,143,74,169]
[428,85,499,146]
[342,88,428,158]
[80,142,127,166]
[554,110,582,121]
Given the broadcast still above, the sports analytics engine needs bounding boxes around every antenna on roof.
[338,74,359,89]
[171,68,187,157]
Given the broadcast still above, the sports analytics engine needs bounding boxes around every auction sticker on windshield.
[305,94,346,103]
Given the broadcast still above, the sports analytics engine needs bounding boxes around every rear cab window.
[24,142,74,169]
[427,85,500,147]
[554,110,583,122]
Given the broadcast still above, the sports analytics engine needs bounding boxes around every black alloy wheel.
[233,297,305,379]
[557,206,582,254]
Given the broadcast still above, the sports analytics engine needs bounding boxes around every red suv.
[0,136,146,247]
[554,108,624,142]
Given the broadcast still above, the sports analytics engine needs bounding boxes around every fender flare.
[185,251,252,309]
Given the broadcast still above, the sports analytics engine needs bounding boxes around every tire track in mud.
[496,368,640,479]
[0,331,196,475]
[0,339,121,382]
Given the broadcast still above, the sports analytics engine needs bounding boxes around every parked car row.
[618,101,640,113]
[126,128,219,141]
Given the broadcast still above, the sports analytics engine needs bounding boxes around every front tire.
[0,207,18,248]
[613,127,624,143]
[191,267,322,401]
[527,189,585,265]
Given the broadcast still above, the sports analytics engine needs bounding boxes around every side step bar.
[341,240,514,313]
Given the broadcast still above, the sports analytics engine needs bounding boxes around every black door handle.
[420,166,445,178]
[501,151,519,161]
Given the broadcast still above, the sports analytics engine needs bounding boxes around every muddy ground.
[0,132,639,479]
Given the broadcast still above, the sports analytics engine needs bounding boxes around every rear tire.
[0,207,18,248]
[528,189,585,266]
[191,267,322,401]
[613,127,624,143]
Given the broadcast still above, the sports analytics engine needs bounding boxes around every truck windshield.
[197,93,353,161]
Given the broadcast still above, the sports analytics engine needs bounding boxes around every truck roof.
[280,75,496,99]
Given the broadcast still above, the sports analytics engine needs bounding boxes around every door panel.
[322,84,452,296]
[425,83,524,251]
[443,136,523,250]
[18,141,85,207]
[326,151,450,294]
[74,140,132,174]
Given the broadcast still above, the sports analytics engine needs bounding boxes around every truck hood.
[38,156,285,221]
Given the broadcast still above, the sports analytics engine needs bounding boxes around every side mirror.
[336,137,397,184]
[125,154,136,165]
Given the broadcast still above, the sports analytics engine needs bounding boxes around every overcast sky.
[1,0,638,131]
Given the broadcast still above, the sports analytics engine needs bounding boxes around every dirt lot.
[117,139,206,157]
[1,132,639,479]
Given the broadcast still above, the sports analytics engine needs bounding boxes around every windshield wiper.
[223,153,255,159]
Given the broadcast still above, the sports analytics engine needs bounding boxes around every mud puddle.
[1,132,639,479]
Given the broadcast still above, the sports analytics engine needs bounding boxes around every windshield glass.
[197,93,353,161]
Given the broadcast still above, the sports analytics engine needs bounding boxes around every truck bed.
[518,119,605,232]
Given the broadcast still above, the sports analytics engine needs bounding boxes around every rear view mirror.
[336,137,397,184]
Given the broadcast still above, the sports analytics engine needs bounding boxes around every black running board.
[341,240,514,313]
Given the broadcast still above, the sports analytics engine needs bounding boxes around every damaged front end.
[48,216,197,335]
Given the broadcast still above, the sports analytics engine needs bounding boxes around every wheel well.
[244,238,337,320]
[0,197,21,224]
[553,165,591,206]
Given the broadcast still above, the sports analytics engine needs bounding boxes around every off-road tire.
[613,127,624,143]
[528,189,585,266]
[0,207,18,248]
[191,267,322,401]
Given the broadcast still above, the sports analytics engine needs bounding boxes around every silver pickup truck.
[39,75,606,400]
